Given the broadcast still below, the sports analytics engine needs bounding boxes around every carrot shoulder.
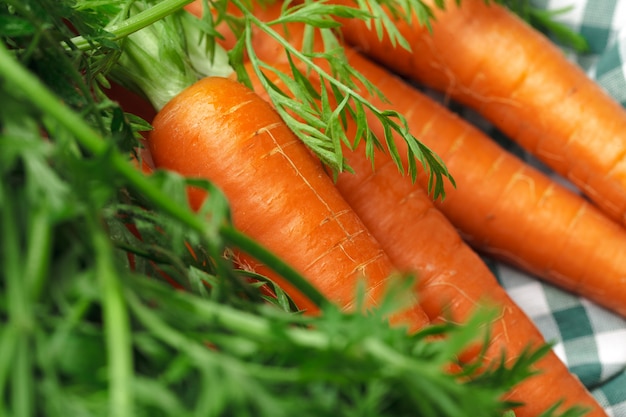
[337,0,626,227]
[147,75,429,331]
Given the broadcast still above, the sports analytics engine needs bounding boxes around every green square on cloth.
[596,36,626,105]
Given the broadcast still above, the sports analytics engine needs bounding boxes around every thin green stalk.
[91,220,133,417]
[130,274,322,349]
[126,290,218,364]
[69,0,195,50]
[11,337,33,417]
[2,193,34,417]
[24,206,52,302]
[361,336,431,375]
[134,275,418,363]
[2,191,27,333]
[0,326,17,413]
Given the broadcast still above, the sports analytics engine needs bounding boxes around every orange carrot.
[195,0,626,320]
[146,75,429,331]
[198,4,611,414]
[344,49,626,321]
[338,140,606,417]
[337,0,626,227]
[247,55,606,417]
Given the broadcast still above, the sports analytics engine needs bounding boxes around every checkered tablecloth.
[486,1,626,415]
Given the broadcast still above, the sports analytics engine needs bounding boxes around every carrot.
[146,75,430,331]
[339,140,607,417]
[197,3,610,414]
[344,49,626,321]
[194,0,626,320]
[246,57,604,417]
[336,0,626,227]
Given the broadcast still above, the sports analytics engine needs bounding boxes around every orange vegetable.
[194,0,626,320]
[198,3,610,414]
[147,75,429,331]
[344,49,626,322]
[337,0,626,227]
[251,58,605,417]
[337,139,606,417]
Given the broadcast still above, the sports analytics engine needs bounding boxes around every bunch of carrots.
[105,0,626,416]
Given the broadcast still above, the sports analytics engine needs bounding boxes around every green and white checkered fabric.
[484,0,626,414]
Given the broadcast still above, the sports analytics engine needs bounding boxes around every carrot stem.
[2,189,34,417]
[23,206,52,303]
[0,326,18,416]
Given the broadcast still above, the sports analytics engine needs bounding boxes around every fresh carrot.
[245,56,604,417]
[336,0,626,227]
[192,0,626,320]
[197,3,611,414]
[338,140,607,417]
[146,75,430,331]
[351,50,626,320]
[343,48,626,320]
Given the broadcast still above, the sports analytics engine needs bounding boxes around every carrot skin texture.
[147,76,429,331]
[337,0,626,227]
